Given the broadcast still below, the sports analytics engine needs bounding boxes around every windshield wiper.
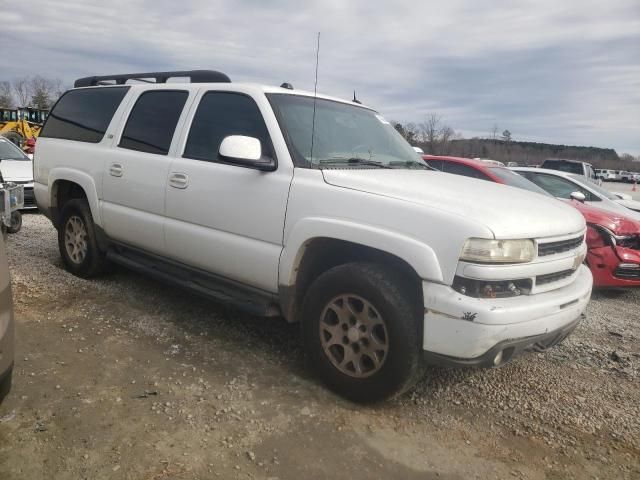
[388,160,431,170]
[317,157,392,169]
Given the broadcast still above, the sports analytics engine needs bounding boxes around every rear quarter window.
[40,87,130,143]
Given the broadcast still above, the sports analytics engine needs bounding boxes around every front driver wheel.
[301,262,423,403]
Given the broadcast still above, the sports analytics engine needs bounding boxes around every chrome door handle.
[169,172,189,189]
[109,163,123,177]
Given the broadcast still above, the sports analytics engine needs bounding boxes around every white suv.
[33,70,592,402]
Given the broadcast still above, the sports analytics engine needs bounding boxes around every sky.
[2,0,639,154]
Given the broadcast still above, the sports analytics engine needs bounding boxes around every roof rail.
[74,70,231,88]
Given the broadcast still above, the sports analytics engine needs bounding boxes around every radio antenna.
[310,32,320,166]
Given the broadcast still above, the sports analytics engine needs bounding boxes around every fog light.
[493,350,503,366]
[507,282,521,296]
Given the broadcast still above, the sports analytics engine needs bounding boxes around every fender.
[48,168,102,227]
[279,216,445,287]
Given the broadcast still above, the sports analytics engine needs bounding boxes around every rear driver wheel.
[58,199,107,278]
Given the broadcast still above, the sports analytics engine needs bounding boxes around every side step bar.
[106,246,281,317]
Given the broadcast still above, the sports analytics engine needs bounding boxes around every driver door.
[163,91,292,293]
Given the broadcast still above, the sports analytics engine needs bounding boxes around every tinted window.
[424,159,444,171]
[519,172,597,201]
[119,90,188,155]
[40,87,129,143]
[184,92,273,163]
[489,168,550,196]
[443,162,490,180]
[541,160,583,175]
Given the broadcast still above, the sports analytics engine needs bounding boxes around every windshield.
[569,174,618,200]
[0,139,29,161]
[267,94,425,169]
[490,167,551,196]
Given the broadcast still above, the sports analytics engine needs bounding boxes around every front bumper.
[422,264,592,362]
[424,316,582,367]
[588,245,640,288]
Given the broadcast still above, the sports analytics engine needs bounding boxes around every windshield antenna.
[310,32,320,167]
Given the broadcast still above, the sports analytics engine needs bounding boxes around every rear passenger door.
[163,90,293,293]
[101,90,189,254]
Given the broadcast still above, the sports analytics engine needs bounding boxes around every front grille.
[614,266,640,279]
[538,236,583,256]
[536,269,575,286]
[23,187,35,207]
[617,236,640,251]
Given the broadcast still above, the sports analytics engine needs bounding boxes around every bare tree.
[439,126,456,154]
[29,76,55,109]
[420,113,441,154]
[491,123,499,140]
[12,77,31,106]
[0,81,13,107]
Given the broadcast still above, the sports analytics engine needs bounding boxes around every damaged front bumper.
[588,245,640,287]
[421,264,592,364]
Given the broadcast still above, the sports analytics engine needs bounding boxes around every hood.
[0,160,33,182]
[567,200,640,236]
[321,169,585,239]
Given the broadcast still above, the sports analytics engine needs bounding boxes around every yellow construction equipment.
[0,107,49,150]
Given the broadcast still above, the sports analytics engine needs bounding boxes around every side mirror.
[219,135,276,171]
[570,191,586,203]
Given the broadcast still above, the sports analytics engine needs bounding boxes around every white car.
[0,137,36,209]
[512,167,640,219]
[596,169,620,182]
[34,70,592,402]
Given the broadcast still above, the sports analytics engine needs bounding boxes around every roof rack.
[74,70,231,88]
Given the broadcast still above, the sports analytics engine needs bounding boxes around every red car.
[423,155,640,288]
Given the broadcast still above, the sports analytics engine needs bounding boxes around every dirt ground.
[0,214,638,479]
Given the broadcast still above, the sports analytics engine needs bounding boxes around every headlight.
[460,238,535,264]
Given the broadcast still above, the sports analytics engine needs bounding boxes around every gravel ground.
[0,213,638,479]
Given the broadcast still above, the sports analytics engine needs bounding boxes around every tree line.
[393,115,640,171]
[0,76,68,110]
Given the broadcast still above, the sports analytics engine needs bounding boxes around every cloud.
[2,0,639,153]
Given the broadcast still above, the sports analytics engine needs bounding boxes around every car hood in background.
[0,160,34,182]
[321,169,585,239]
[614,198,640,214]
[612,192,633,201]
[568,200,640,236]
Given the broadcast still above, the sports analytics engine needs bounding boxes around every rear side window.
[40,87,129,143]
[424,159,444,171]
[443,162,490,180]
[119,90,188,155]
[184,92,273,163]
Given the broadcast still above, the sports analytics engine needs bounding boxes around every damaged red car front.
[577,203,640,287]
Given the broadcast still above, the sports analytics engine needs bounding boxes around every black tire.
[6,212,22,234]
[57,199,107,278]
[301,262,423,403]
[2,131,23,148]
[0,366,12,404]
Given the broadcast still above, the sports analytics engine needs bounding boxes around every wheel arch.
[48,168,101,229]
[278,219,443,322]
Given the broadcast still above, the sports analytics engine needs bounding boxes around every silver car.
[0,202,15,403]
